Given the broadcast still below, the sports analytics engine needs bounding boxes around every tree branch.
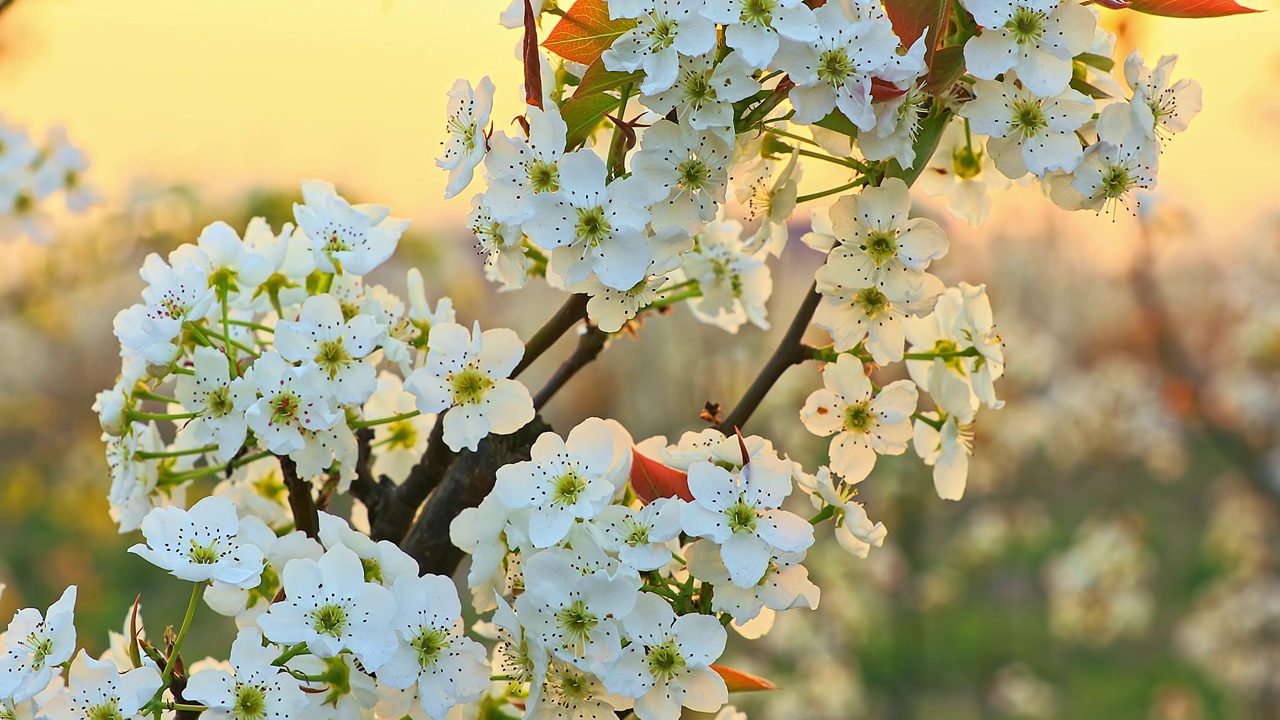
[717,282,822,434]
[277,455,319,539]
[511,293,590,378]
[534,325,610,410]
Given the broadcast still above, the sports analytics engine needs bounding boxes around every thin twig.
[277,455,319,539]
[511,294,590,378]
[534,326,610,410]
[717,282,822,434]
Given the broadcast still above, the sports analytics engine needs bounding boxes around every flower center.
[411,627,452,669]
[951,145,984,180]
[187,538,221,565]
[86,701,125,720]
[854,286,890,318]
[740,0,777,26]
[1100,163,1135,199]
[552,470,588,506]
[574,206,613,247]
[21,633,54,669]
[864,229,898,266]
[646,15,678,52]
[269,390,301,426]
[555,599,599,649]
[726,498,759,533]
[624,518,651,547]
[681,69,716,108]
[207,386,234,418]
[449,367,494,405]
[311,603,348,638]
[1010,98,1048,139]
[675,158,711,191]
[527,158,560,194]
[316,339,352,379]
[843,402,874,434]
[647,639,687,682]
[817,48,854,86]
[361,556,384,584]
[1004,6,1047,44]
[232,684,268,720]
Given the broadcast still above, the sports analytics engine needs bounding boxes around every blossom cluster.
[71,0,1214,717]
[0,116,99,243]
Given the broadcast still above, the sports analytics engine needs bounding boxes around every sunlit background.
[2,1,1280,718]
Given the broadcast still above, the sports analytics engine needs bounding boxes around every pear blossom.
[609,593,728,719]
[112,253,216,366]
[630,120,730,234]
[918,121,1011,227]
[679,447,814,588]
[823,178,949,302]
[795,466,887,558]
[438,77,495,199]
[685,541,820,624]
[128,495,264,586]
[239,219,315,314]
[799,354,918,483]
[961,75,1093,178]
[523,152,654,291]
[175,221,274,303]
[813,263,943,363]
[37,651,160,720]
[515,548,640,671]
[293,180,409,276]
[0,118,37,176]
[1097,51,1201,147]
[184,628,308,720]
[772,2,901,127]
[602,0,718,96]
[242,352,342,456]
[403,321,534,452]
[467,193,531,290]
[1068,139,1158,213]
[590,498,685,572]
[736,148,801,257]
[527,659,622,720]
[316,512,419,588]
[276,293,383,406]
[0,586,77,702]
[961,0,1096,97]
[30,127,99,212]
[859,84,930,168]
[701,0,819,70]
[175,346,255,463]
[482,105,569,224]
[914,412,973,500]
[377,575,489,720]
[492,418,629,548]
[582,273,668,332]
[640,52,761,138]
[680,219,772,333]
[256,544,398,671]
[105,422,165,532]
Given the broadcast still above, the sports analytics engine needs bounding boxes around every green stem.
[352,410,421,429]
[166,704,207,713]
[607,83,634,181]
[134,390,179,404]
[126,410,200,422]
[796,147,869,173]
[912,412,943,431]
[643,288,702,312]
[810,505,836,525]
[796,179,865,205]
[228,318,275,334]
[135,444,218,460]
[272,643,310,667]
[161,584,204,686]
[160,450,272,484]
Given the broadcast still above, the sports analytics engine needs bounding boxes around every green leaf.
[1125,0,1260,17]
[1077,52,1115,73]
[1070,76,1115,100]
[574,58,641,98]
[813,109,861,140]
[561,92,621,149]
[924,45,965,93]
[542,0,636,65]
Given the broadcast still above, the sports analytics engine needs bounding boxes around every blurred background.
[2,1,1280,718]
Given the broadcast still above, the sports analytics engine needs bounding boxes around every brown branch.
[511,293,590,378]
[534,325,610,410]
[717,282,822,434]
[277,455,319,539]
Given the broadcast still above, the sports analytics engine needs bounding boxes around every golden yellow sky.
[0,0,1276,240]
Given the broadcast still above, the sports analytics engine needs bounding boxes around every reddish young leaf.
[523,0,543,109]
[630,448,693,503]
[883,0,942,46]
[712,664,780,692]
[1125,0,1259,15]
[542,0,636,66]
[870,77,909,102]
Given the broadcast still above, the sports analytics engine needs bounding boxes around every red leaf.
[523,0,543,109]
[712,665,780,693]
[883,0,941,46]
[629,448,692,503]
[542,0,636,66]
[870,77,909,102]
[1125,0,1259,16]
